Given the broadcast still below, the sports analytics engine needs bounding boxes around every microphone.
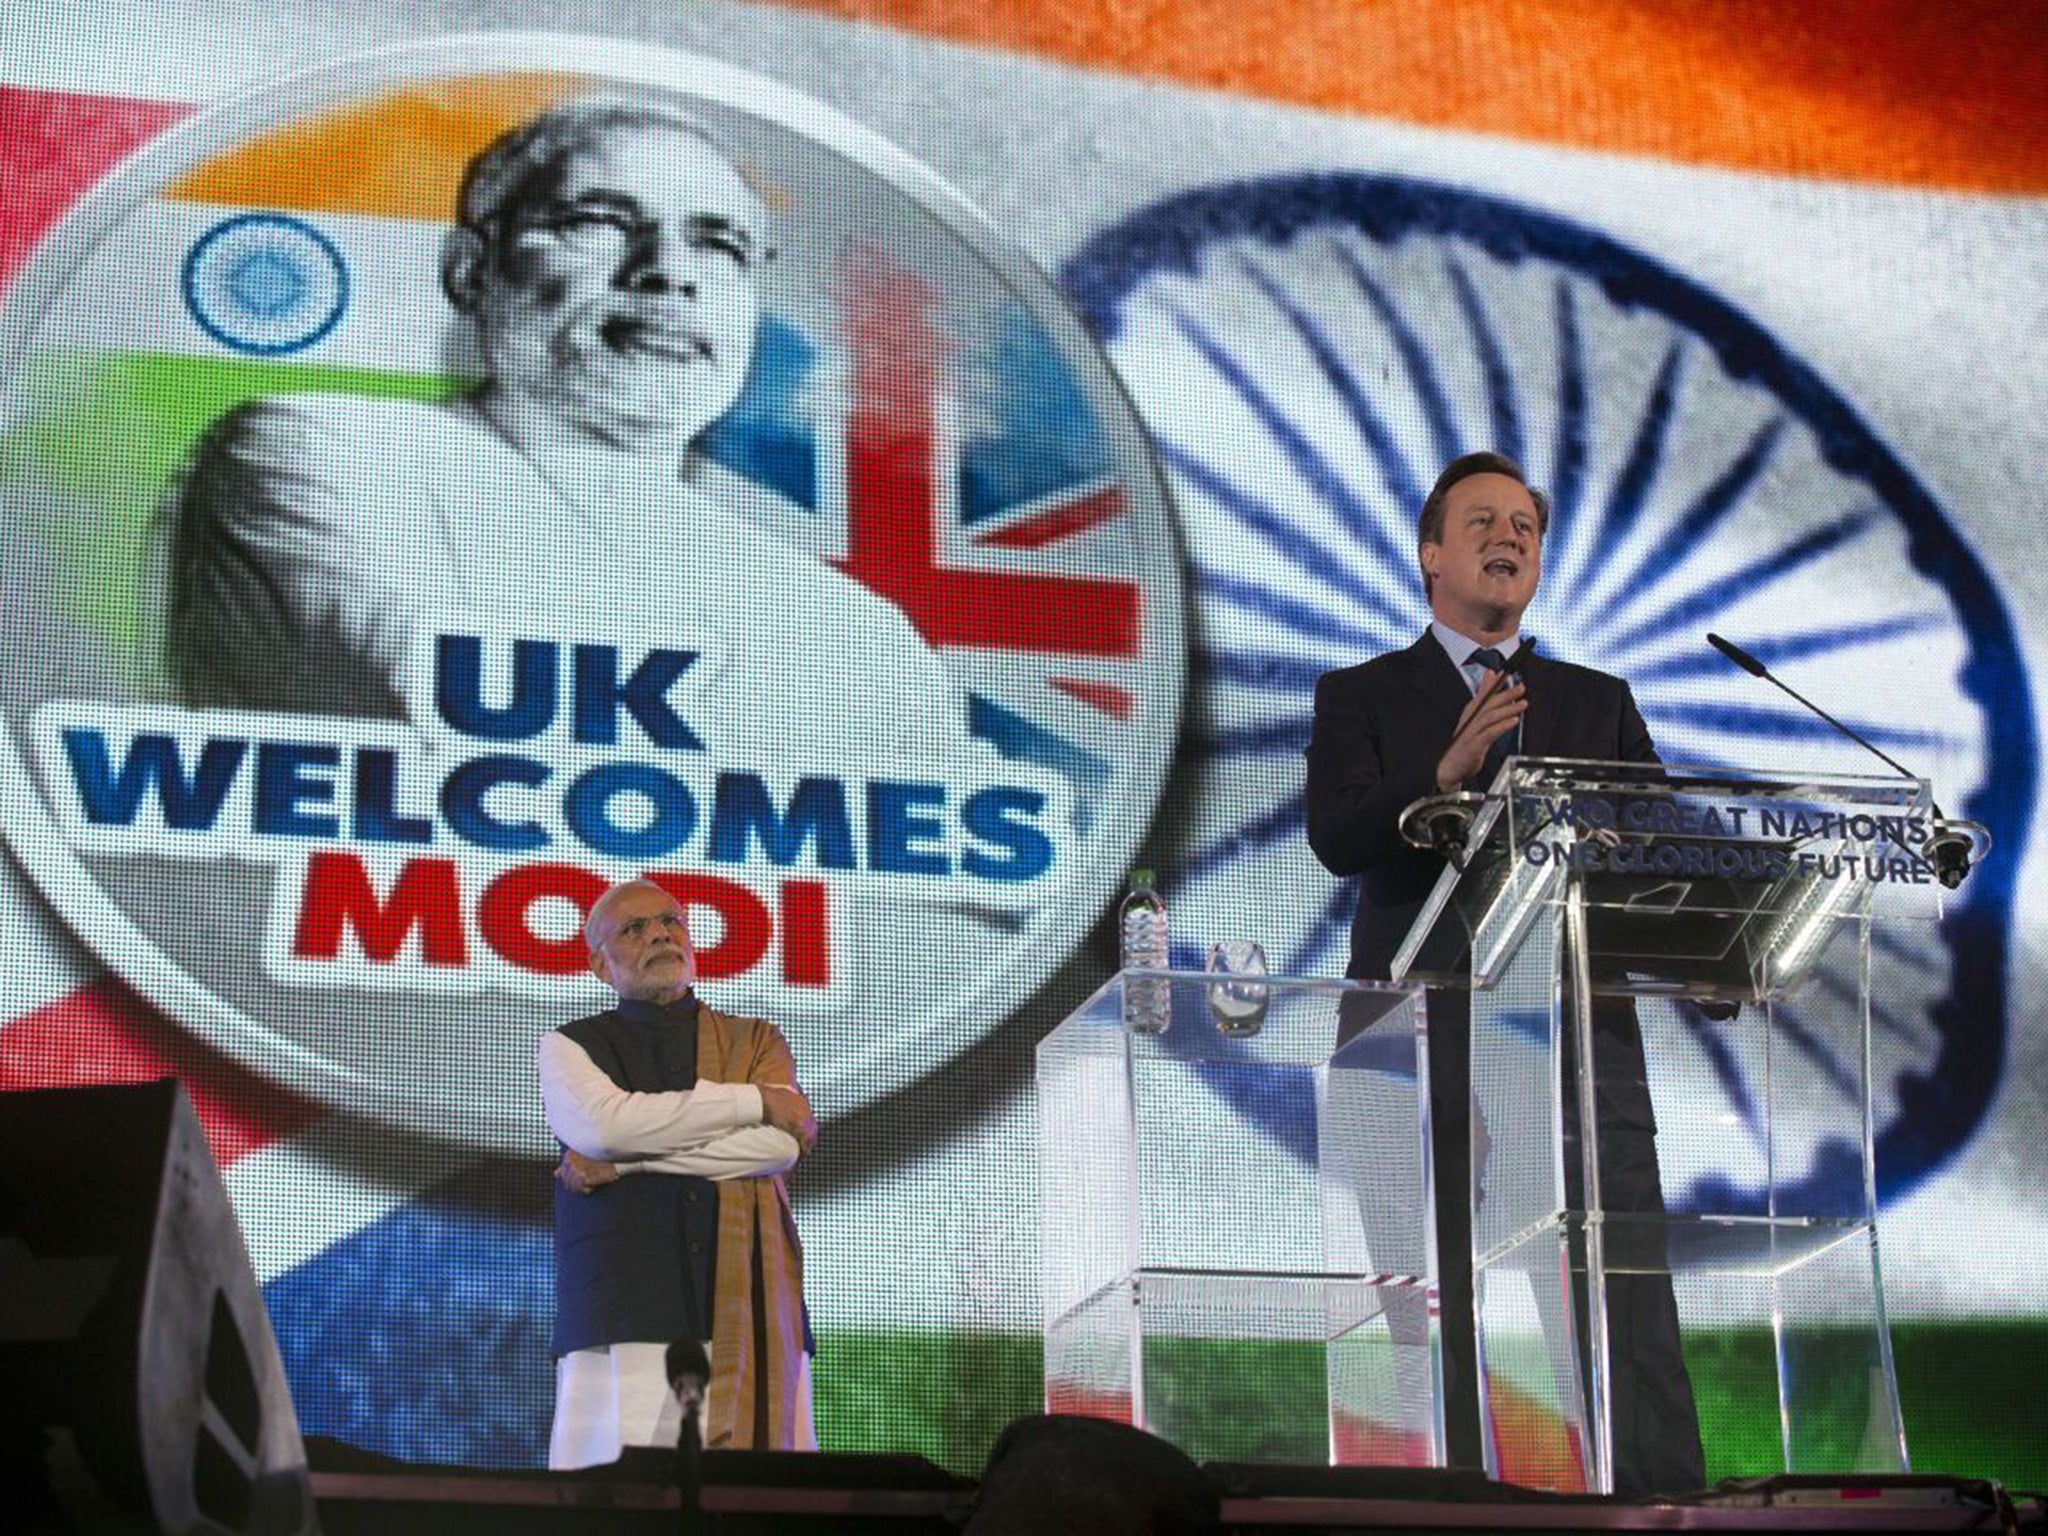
[1705,631,1767,679]
[665,1337,710,1404]
[1396,636,1549,865]
[1704,632,1984,888]
[666,1338,710,1532]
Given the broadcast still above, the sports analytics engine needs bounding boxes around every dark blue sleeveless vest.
[550,996,721,1357]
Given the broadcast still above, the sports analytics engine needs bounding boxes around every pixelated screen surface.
[3,0,2044,1484]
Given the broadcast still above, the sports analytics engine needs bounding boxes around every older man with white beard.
[540,876,819,1463]
[155,94,967,758]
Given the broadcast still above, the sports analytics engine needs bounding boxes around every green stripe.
[1,350,458,654]
[816,1323,2048,1486]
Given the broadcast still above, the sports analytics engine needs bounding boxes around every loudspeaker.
[0,1079,314,1534]
[963,1415,1218,1535]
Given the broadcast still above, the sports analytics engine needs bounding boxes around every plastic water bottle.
[1119,868,1170,1034]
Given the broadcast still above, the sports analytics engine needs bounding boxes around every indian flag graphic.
[3,0,2045,1486]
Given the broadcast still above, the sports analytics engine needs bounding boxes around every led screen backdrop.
[3,0,2045,1484]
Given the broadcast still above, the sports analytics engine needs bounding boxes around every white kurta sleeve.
[619,1125,801,1182]
[536,1031,763,1160]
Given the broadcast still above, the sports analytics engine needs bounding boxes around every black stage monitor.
[0,1079,315,1535]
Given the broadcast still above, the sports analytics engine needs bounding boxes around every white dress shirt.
[1429,619,1523,696]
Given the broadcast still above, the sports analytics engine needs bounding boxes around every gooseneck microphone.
[1705,632,1984,889]
[666,1338,711,1532]
[1394,636,1541,866]
[1706,633,1921,781]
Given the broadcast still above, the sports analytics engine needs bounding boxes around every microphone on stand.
[666,1338,711,1533]
[1396,636,1545,865]
[1704,632,1985,889]
[1499,633,1538,680]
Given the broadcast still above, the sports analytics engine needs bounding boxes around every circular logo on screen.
[0,36,1185,1151]
[1062,173,2032,1209]
[182,212,350,354]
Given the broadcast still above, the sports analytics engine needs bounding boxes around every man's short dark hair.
[1417,451,1550,596]
[441,95,753,312]
[458,95,724,231]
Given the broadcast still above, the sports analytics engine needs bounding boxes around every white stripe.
[8,0,2048,1324]
[800,1070,1377,1332]
[0,850,101,1020]
[223,1114,481,1283]
[37,199,464,377]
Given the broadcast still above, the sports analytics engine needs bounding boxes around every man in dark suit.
[1305,452,1704,1495]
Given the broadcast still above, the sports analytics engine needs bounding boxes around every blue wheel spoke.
[1808,965,1933,1045]
[1586,416,1787,632]
[1194,564,1388,651]
[1604,503,1883,653]
[1286,882,1359,975]
[1182,789,1309,882]
[1682,1010,1765,1147]
[1326,241,1464,469]
[1163,296,1412,579]
[1185,715,1314,760]
[1231,253,1431,545]
[1629,614,1948,682]
[1770,1006,1862,1101]
[1650,699,1965,754]
[1158,437,1406,624]
[1572,340,1686,620]
[1543,280,1594,595]
[1195,646,1334,694]
[1447,259,1525,467]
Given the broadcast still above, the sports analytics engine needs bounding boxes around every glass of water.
[1205,939,1270,1036]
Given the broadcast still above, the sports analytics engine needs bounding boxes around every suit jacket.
[1305,632,1660,1125]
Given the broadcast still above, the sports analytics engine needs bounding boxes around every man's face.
[1421,471,1543,631]
[475,123,764,449]
[588,884,698,1004]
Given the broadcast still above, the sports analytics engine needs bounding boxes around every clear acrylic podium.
[1037,971,1437,1466]
[1393,758,1956,1492]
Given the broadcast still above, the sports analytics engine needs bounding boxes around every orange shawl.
[695,1003,810,1450]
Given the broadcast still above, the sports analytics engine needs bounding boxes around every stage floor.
[306,1447,2045,1536]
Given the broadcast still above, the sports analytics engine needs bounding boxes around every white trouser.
[548,1341,818,1469]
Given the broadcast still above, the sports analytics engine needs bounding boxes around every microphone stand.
[1705,633,1989,889]
[666,1339,710,1534]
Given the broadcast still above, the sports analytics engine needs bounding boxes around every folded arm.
[737,1019,818,1157]
[622,1125,801,1181]
[536,1031,764,1161]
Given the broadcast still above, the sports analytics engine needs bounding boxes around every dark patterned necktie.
[1469,647,1521,789]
